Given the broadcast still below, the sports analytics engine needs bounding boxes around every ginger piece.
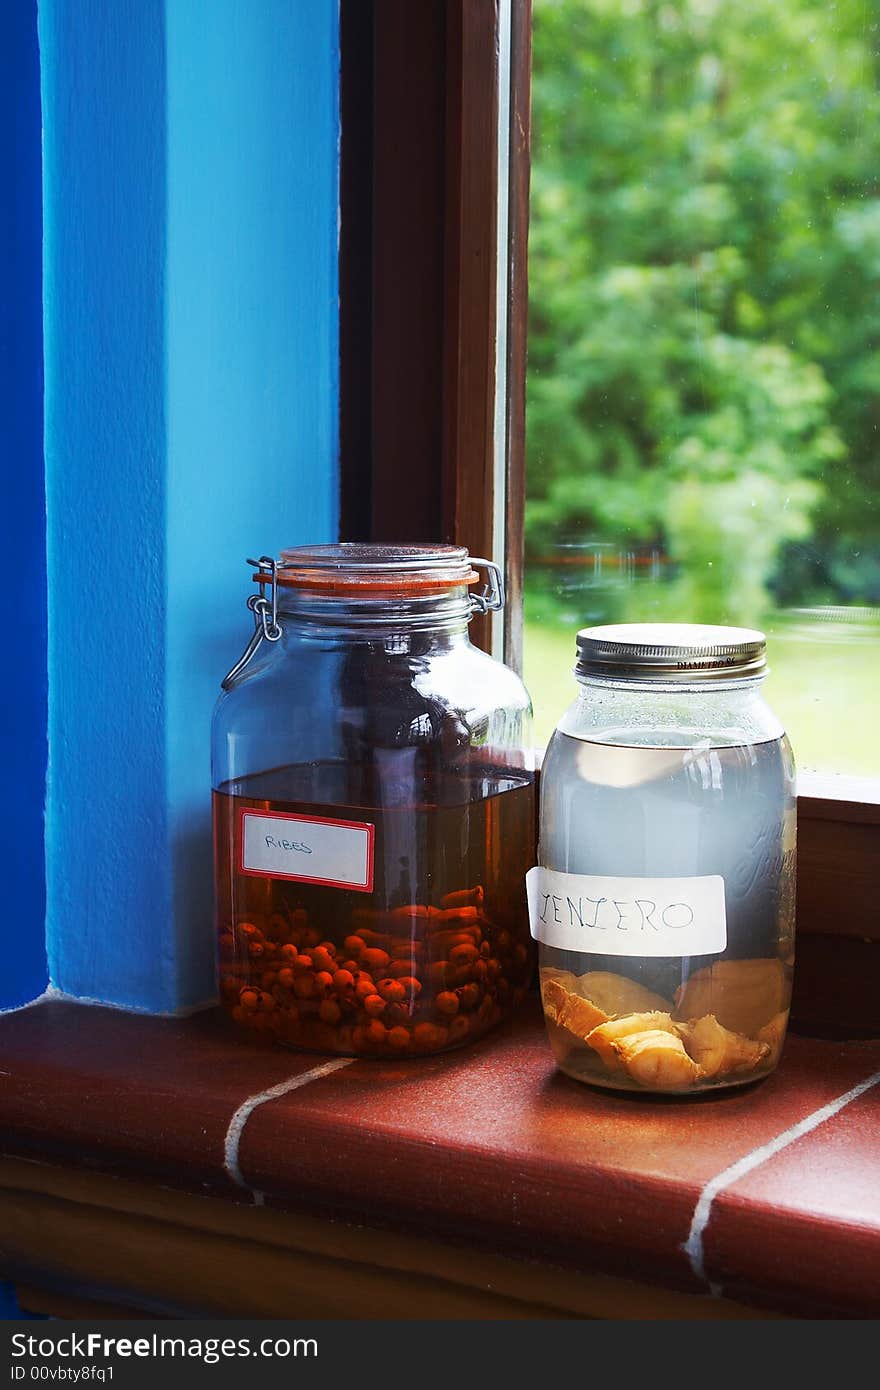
[608,1029,704,1091]
[540,974,579,1024]
[673,958,787,1038]
[675,1013,770,1079]
[573,970,671,1017]
[539,966,579,998]
[586,1011,675,1070]
[756,1010,789,1066]
[555,991,610,1042]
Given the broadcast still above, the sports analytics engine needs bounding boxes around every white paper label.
[526,866,726,957]
[240,809,375,892]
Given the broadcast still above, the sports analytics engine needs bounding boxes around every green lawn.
[523,611,880,778]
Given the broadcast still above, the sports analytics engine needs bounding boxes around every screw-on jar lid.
[575,623,767,682]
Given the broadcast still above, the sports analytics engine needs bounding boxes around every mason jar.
[528,624,796,1094]
[213,543,535,1057]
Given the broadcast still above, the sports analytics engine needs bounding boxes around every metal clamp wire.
[468,557,505,614]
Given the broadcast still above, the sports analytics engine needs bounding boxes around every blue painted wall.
[164,0,340,1006]
[39,0,339,1011]
[0,0,49,1009]
[0,1282,22,1318]
[39,0,169,1011]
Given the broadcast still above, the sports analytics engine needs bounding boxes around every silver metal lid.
[575,623,767,683]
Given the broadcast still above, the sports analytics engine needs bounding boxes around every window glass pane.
[524,0,880,775]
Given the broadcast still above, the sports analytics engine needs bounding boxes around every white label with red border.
[240,808,375,892]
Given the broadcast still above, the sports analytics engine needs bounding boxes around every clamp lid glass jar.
[528,623,796,1094]
[213,543,535,1057]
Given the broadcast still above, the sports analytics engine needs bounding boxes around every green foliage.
[527,0,880,622]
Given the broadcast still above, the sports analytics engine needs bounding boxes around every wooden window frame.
[338,0,879,1034]
[339,0,529,662]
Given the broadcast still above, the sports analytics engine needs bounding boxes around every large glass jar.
[213,544,535,1057]
[529,624,796,1094]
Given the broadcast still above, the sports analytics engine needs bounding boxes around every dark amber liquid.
[213,763,535,1056]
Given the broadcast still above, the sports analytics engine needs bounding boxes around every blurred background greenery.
[523,0,880,772]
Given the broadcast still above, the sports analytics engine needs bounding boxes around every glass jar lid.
[220,545,507,688]
[575,623,767,683]
[273,542,479,594]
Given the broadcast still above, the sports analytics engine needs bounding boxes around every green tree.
[527,0,880,622]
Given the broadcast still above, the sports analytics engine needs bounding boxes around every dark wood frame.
[339,0,530,661]
[338,0,878,1034]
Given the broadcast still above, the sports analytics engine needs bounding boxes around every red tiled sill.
[0,995,878,1318]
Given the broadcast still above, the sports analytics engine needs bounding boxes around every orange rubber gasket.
[255,567,480,595]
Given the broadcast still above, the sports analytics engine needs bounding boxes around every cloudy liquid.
[538,732,796,1089]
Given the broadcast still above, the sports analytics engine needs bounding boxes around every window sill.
[0,998,878,1319]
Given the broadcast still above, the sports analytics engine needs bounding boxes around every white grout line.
[224,1057,355,1204]
[683,1069,880,1295]
[0,989,53,1016]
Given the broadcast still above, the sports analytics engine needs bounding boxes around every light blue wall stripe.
[40,0,339,1012]
[164,0,340,1004]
